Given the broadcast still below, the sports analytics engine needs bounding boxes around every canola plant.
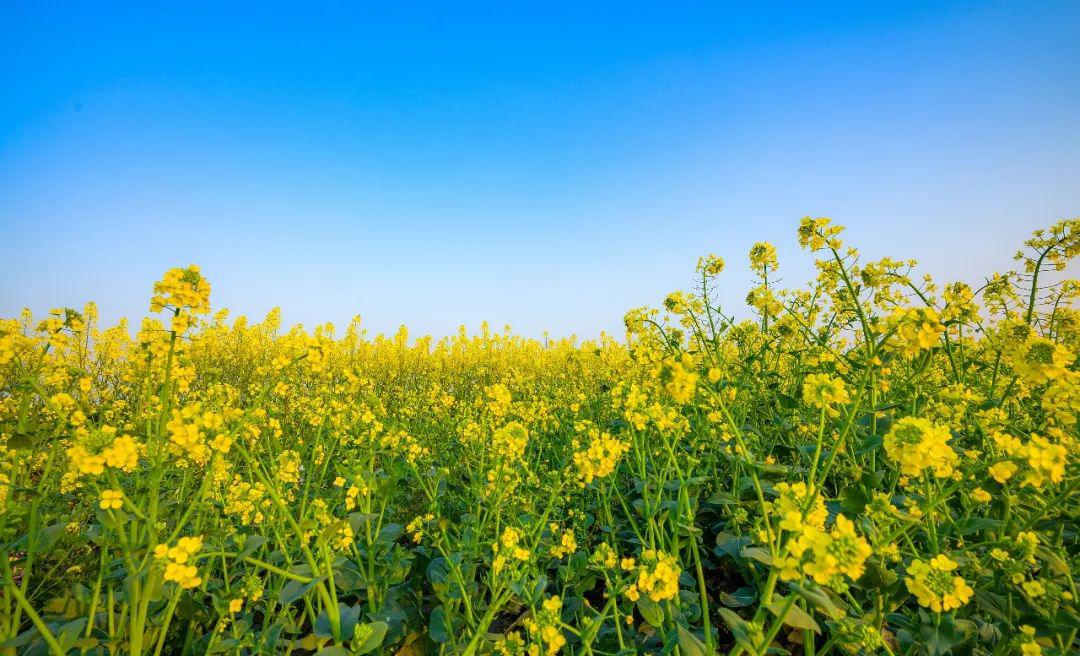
[0,217,1077,656]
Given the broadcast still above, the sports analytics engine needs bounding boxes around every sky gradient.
[2,2,1078,338]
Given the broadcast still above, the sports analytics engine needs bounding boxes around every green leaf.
[6,432,34,450]
[740,547,774,566]
[955,517,1003,536]
[854,560,898,590]
[719,587,756,608]
[30,523,69,555]
[676,624,709,656]
[856,434,884,455]
[313,609,332,639]
[718,608,756,651]
[377,523,404,545]
[347,512,379,532]
[756,461,790,475]
[917,612,968,656]
[339,604,362,641]
[787,582,845,619]
[352,621,388,655]
[278,576,326,605]
[257,622,286,651]
[767,598,820,633]
[318,519,351,547]
[208,638,242,653]
[426,557,450,593]
[56,618,89,651]
[707,491,738,505]
[714,532,751,558]
[774,393,797,410]
[840,487,868,514]
[0,627,37,650]
[1035,545,1071,578]
[293,634,327,651]
[636,597,664,627]
[96,508,129,531]
[237,534,269,559]
[429,605,450,643]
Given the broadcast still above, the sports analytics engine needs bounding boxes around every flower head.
[905,554,973,612]
[884,417,957,479]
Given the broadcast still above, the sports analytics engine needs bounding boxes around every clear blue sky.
[2,2,1078,338]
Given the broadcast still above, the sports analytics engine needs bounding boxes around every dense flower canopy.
[0,218,1077,656]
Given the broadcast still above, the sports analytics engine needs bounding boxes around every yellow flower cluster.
[0,319,32,365]
[941,282,978,323]
[406,513,435,543]
[277,449,302,484]
[523,595,566,656]
[770,481,828,533]
[380,429,429,465]
[99,489,123,510]
[167,405,211,464]
[696,253,726,277]
[802,373,850,417]
[224,477,270,525]
[67,445,106,477]
[1020,625,1044,655]
[1042,374,1080,426]
[904,554,973,612]
[778,515,872,590]
[749,241,778,272]
[154,536,204,589]
[67,431,145,479]
[493,527,531,573]
[548,524,577,559]
[150,265,211,333]
[485,383,513,417]
[1012,336,1073,385]
[797,216,845,251]
[988,430,1070,489]
[626,549,680,602]
[571,426,629,486]
[989,460,1018,484]
[494,632,526,656]
[491,421,529,461]
[344,482,367,511]
[883,417,957,479]
[658,354,698,404]
[1020,434,1068,488]
[589,542,618,570]
[101,434,142,471]
[886,307,945,358]
[746,284,783,318]
[333,523,354,551]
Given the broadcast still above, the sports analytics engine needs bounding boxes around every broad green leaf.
[278,576,326,605]
[740,546,774,565]
[237,534,269,559]
[637,597,664,627]
[56,618,88,651]
[718,608,756,652]
[719,587,756,608]
[767,599,820,633]
[787,582,845,619]
[676,624,709,656]
[429,605,450,643]
[353,621,389,655]
[854,559,898,590]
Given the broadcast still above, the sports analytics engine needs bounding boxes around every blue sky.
[2,2,1078,338]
